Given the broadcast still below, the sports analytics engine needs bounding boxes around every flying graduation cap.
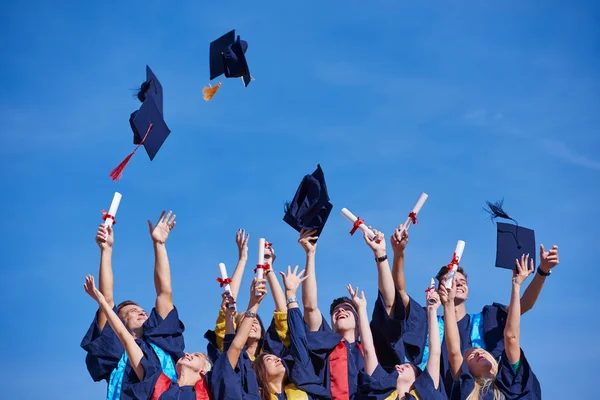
[484,199,536,270]
[202,30,253,101]
[109,66,171,182]
[283,164,333,238]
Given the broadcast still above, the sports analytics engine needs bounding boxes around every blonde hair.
[464,349,505,400]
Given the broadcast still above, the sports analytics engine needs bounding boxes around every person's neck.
[129,327,144,339]
[177,369,200,387]
[246,338,259,358]
[454,301,467,321]
[267,373,286,395]
[336,328,357,343]
[396,381,412,399]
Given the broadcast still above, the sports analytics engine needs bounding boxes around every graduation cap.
[202,30,252,101]
[484,199,536,270]
[109,96,171,181]
[131,66,164,144]
[283,164,333,237]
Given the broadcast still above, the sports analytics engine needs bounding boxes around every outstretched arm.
[425,290,442,389]
[95,224,115,331]
[347,285,378,375]
[298,229,323,331]
[363,228,395,315]
[227,278,267,369]
[505,254,534,364]
[149,211,177,319]
[519,245,559,315]
[439,282,462,379]
[390,224,410,309]
[265,246,286,312]
[83,275,144,381]
[230,229,249,300]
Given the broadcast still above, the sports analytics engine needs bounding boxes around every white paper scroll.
[399,192,428,237]
[218,263,237,312]
[103,192,122,227]
[444,240,465,289]
[255,238,266,296]
[341,208,376,240]
[426,278,436,304]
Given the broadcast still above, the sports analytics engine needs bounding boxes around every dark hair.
[236,312,266,353]
[435,266,468,282]
[117,300,139,315]
[252,353,289,400]
[136,80,151,102]
[329,297,357,316]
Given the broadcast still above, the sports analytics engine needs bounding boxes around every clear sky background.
[1,1,598,398]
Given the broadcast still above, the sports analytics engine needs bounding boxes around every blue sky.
[1,1,598,398]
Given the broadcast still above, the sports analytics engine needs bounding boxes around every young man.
[81,211,185,400]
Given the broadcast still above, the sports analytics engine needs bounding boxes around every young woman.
[440,254,542,400]
[353,282,447,400]
[83,275,212,400]
[251,265,331,400]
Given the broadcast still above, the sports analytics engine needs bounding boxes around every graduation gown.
[357,364,447,400]
[305,314,364,400]
[81,306,185,400]
[209,352,261,400]
[386,293,507,396]
[450,349,541,400]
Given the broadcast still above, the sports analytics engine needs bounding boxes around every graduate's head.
[117,300,148,331]
[394,363,421,386]
[236,312,266,341]
[176,352,212,378]
[330,297,358,333]
[252,353,288,400]
[464,347,498,379]
[436,266,469,303]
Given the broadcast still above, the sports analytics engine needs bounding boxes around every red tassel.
[109,123,153,182]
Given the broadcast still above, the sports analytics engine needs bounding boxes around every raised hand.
[390,224,409,253]
[346,284,367,311]
[249,278,267,307]
[279,265,308,294]
[426,289,441,311]
[539,244,559,273]
[148,211,176,244]
[514,254,535,286]
[83,275,106,304]
[364,227,386,255]
[236,229,249,259]
[438,281,455,306]
[95,224,114,249]
[221,292,237,318]
[298,229,318,254]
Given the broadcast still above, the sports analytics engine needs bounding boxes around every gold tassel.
[203,82,222,101]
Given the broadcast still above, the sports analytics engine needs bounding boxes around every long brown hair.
[252,353,288,400]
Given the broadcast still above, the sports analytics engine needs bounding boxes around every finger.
[147,220,154,233]
[287,265,292,275]
[529,258,534,273]
[157,210,166,224]
[169,213,176,225]
[552,245,558,250]
[298,269,306,278]
[293,265,299,275]
[164,211,173,225]
[299,275,310,283]
[360,291,365,299]
[107,225,113,235]
[279,271,286,279]
[539,244,545,257]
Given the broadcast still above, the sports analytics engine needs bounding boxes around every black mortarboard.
[132,66,164,144]
[283,164,333,237]
[203,30,252,101]
[484,200,536,270]
[109,96,171,181]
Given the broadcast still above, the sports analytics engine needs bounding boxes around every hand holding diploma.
[341,208,375,240]
[425,278,437,305]
[217,263,237,312]
[102,192,122,227]
[444,240,465,289]
[255,238,270,295]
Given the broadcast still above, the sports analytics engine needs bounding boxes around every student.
[441,254,541,400]
[251,265,331,400]
[81,211,185,400]
[210,278,268,400]
[350,282,447,400]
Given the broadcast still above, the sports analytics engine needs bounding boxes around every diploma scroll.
[341,208,376,240]
[255,238,267,296]
[444,240,465,289]
[399,192,428,237]
[102,192,122,227]
[425,278,436,305]
[218,263,237,312]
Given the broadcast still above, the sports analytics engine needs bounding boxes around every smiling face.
[118,303,148,331]
[176,352,210,377]
[436,267,469,304]
[237,313,264,340]
[331,303,357,332]
[464,348,497,379]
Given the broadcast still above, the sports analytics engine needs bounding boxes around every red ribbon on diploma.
[216,277,232,287]
[101,210,116,225]
[265,242,273,249]
[409,211,418,225]
[425,286,435,294]
[254,264,271,274]
[446,253,459,271]
[350,218,364,235]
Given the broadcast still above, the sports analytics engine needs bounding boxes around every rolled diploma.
[218,263,237,311]
[255,238,266,295]
[427,278,436,304]
[341,208,375,240]
[444,240,465,289]
[400,192,428,235]
[103,192,122,227]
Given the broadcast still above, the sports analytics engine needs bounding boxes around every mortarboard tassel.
[203,82,222,101]
[136,80,151,103]
[109,123,153,182]
[484,199,517,223]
